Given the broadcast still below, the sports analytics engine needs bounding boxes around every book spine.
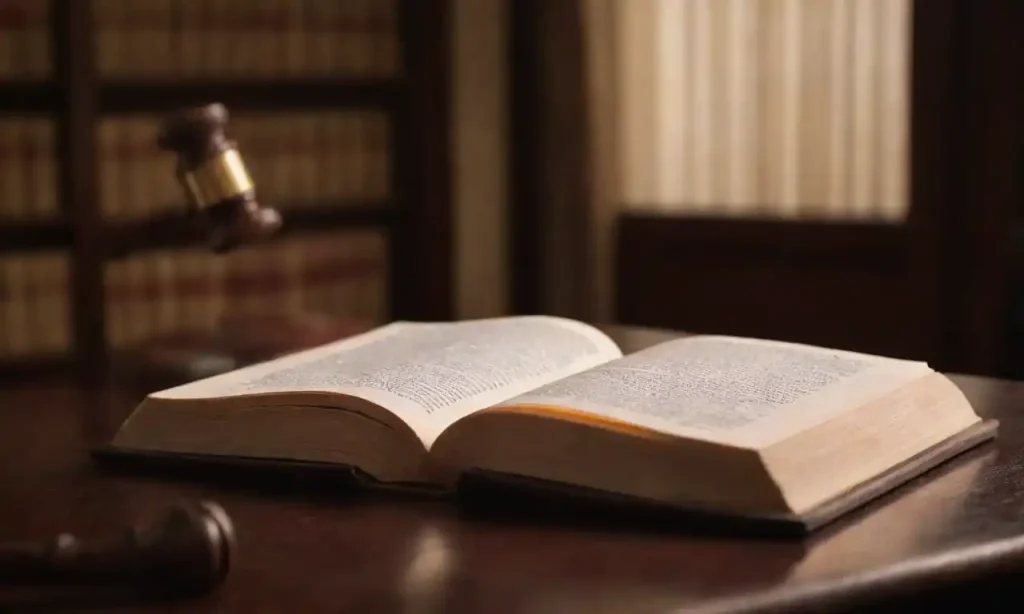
[104,259,127,349]
[30,119,57,217]
[322,112,345,202]
[1,256,29,356]
[24,0,50,78]
[178,0,202,76]
[0,120,26,219]
[0,4,15,79]
[0,250,71,361]
[284,0,304,76]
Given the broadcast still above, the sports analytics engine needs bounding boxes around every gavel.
[109,102,282,258]
[0,501,235,595]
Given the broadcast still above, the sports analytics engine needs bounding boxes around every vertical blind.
[616,0,910,222]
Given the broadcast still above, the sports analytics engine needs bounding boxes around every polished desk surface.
[3,326,1024,613]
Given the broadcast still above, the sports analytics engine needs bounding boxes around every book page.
[150,316,622,446]
[493,335,933,448]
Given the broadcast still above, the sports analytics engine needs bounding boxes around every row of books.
[0,229,389,360]
[0,0,399,79]
[0,1,49,80]
[0,249,68,359]
[0,118,57,220]
[0,111,391,221]
[95,0,399,78]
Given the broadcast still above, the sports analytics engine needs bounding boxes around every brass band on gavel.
[158,103,281,252]
[180,147,255,211]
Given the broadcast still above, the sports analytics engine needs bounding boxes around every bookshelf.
[0,0,453,381]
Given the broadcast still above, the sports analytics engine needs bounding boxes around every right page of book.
[492,335,934,449]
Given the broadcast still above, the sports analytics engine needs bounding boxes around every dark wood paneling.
[54,0,106,385]
[944,0,1024,376]
[390,0,454,321]
[615,214,922,360]
[507,0,545,314]
[903,0,970,368]
[506,0,594,317]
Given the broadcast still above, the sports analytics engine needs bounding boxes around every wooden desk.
[2,326,1024,612]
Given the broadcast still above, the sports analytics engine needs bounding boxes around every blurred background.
[0,0,1020,389]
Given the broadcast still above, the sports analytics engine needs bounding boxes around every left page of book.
[148,316,623,446]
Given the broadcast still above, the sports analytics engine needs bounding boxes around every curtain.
[579,0,912,319]
[603,0,911,219]
[527,0,912,321]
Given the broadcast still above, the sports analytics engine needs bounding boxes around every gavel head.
[129,500,236,594]
[158,103,281,252]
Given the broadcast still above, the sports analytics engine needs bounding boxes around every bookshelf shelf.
[0,354,73,382]
[101,201,396,257]
[98,79,400,113]
[0,83,60,113]
[280,202,397,231]
[0,218,73,252]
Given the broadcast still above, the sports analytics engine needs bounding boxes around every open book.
[104,316,995,529]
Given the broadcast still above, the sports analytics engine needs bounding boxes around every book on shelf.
[98,316,997,533]
[99,228,390,363]
[0,251,71,361]
[93,0,398,79]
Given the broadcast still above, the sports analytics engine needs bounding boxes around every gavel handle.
[106,201,282,260]
[0,535,132,584]
[105,209,209,261]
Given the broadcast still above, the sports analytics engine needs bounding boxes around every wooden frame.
[0,0,455,381]
[506,0,594,318]
[391,0,454,322]
[507,0,545,315]
[938,0,1024,376]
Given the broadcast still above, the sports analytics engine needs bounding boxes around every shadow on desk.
[91,445,803,540]
[0,584,208,613]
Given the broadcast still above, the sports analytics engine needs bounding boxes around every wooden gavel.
[0,501,235,595]
[109,103,283,258]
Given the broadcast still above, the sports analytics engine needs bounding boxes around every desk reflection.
[400,524,454,614]
[787,448,995,581]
